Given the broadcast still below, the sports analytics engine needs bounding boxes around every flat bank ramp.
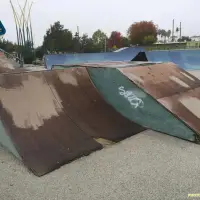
[0,69,144,176]
[119,62,200,141]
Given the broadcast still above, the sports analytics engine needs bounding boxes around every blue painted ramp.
[133,49,200,70]
[44,47,144,69]
[146,50,186,69]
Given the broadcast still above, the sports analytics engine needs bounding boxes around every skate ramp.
[54,61,198,142]
[132,49,200,70]
[119,62,200,141]
[86,64,197,142]
[44,68,144,141]
[44,47,144,69]
[0,68,144,176]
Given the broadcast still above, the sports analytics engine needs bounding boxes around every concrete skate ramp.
[132,49,200,70]
[0,69,144,176]
[44,47,144,69]
[119,62,200,141]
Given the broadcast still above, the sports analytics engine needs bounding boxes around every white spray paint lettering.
[118,86,144,108]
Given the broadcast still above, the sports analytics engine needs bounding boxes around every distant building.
[191,36,200,42]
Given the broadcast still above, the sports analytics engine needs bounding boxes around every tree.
[121,37,130,47]
[72,32,81,53]
[143,35,157,45]
[35,46,44,59]
[178,36,191,42]
[127,21,157,45]
[80,34,96,53]
[42,21,73,53]
[92,29,107,51]
[162,30,168,43]
[167,30,171,41]
[108,31,123,49]
[157,29,162,41]
[22,40,35,64]
[176,27,179,38]
[0,39,16,53]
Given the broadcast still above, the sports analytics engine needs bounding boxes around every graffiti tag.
[118,86,144,108]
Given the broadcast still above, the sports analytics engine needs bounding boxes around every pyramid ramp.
[0,69,144,176]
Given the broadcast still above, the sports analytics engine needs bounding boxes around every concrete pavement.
[1,130,200,200]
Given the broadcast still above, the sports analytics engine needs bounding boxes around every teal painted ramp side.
[0,120,20,159]
[88,68,196,142]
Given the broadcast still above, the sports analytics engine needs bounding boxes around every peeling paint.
[181,72,195,81]
[123,73,144,84]
[170,76,190,88]
[57,72,78,86]
[94,138,115,147]
[180,97,200,118]
[0,75,63,130]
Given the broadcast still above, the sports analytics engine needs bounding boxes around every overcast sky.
[0,0,200,46]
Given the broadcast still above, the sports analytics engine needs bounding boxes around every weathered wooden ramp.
[0,69,144,176]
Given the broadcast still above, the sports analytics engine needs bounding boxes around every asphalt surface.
[1,130,200,200]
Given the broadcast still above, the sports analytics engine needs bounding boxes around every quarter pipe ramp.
[44,47,144,69]
[0,68,144,176]
[132,49,200,70]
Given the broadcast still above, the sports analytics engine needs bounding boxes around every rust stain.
[0,72,63,130]
[158,87,200,135]
[119,62,200,99]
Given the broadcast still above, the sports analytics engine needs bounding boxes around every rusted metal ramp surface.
[44,68,144,142]
[119,62,200,141]
[0,69,144,176]
[53,62,198,142]
[0,71,102,176]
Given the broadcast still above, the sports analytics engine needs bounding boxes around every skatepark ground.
[1,130,200,200]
